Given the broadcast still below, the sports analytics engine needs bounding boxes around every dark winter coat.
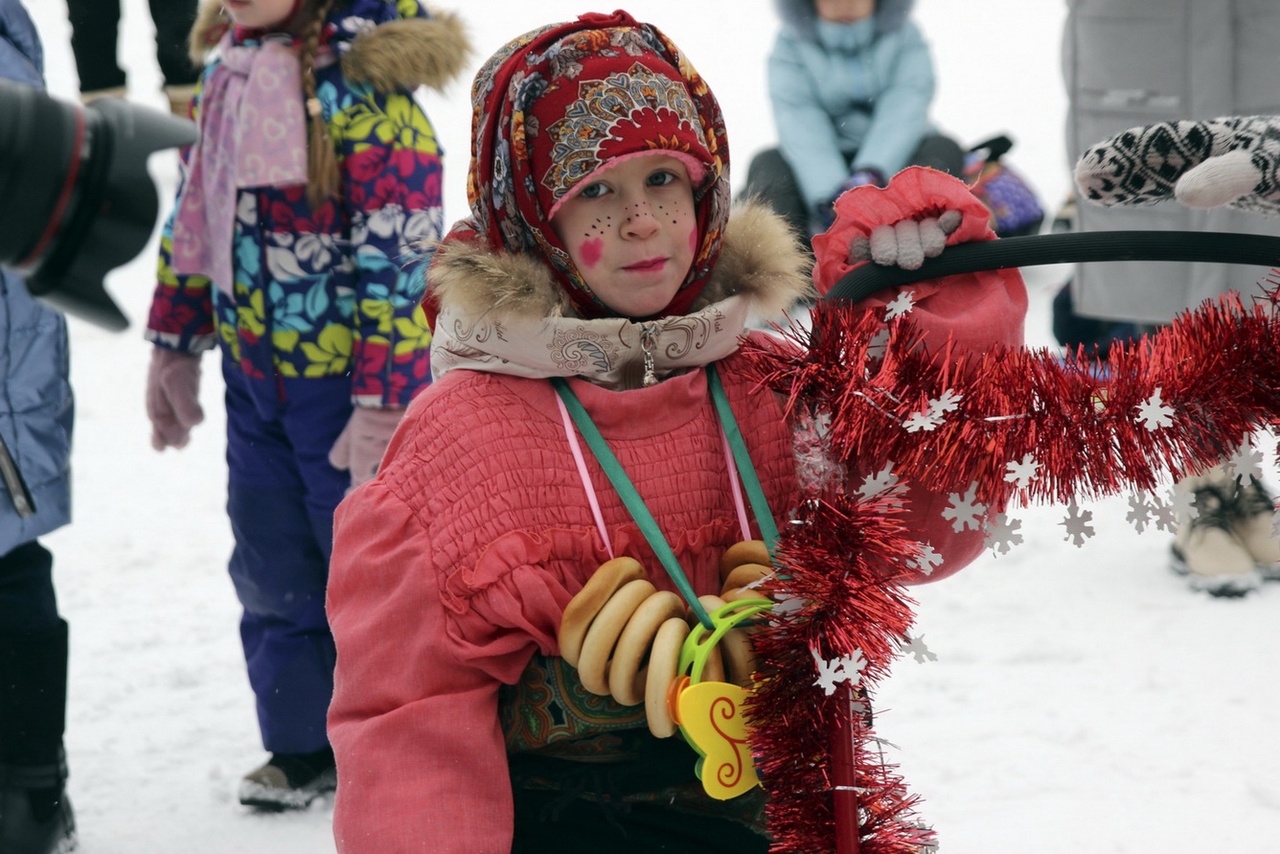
[769,0,936,209]
[1065,0,1280,323]
[0,0,74,555]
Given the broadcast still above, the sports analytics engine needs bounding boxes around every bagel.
[720,626,759,689]
[644,617,690,738]
[575,578,656,695]
[722,586,773,604]
[718,540,771,583]
[721,562,774,596]
[608,590,686,706]
[695,595,728,684]
[557,556,646,668]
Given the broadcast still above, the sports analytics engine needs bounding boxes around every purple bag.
[964,134,1045,238]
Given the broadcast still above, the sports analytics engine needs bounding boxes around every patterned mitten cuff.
[1073,115,1280,217]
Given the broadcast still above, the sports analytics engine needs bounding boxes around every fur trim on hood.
[773,0,913,40]
[429,200,814,325]
[189,1,471,93]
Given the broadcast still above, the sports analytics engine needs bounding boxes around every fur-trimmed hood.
[429,200,814,326]
[774,0,913,41]
[190,0,471,93]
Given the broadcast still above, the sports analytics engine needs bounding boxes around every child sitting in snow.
[325,10,1015,853]
[742,0,966,241]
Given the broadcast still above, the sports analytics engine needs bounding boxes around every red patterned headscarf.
[457,10,731,319]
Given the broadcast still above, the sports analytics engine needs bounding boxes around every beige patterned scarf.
[430,295,751,391]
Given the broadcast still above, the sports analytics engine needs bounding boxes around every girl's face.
[222,0,300,31]
[815,0,875,23]
[551,154,698,320]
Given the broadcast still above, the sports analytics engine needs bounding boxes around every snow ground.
[19,0,1280,851]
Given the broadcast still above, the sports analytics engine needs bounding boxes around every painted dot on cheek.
[578,236,604,268]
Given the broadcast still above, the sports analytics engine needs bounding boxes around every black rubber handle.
[825,231,1280,303]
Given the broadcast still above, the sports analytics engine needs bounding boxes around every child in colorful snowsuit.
[145,0,469,809]
[326,11,1001,853]
[743,0,965,240]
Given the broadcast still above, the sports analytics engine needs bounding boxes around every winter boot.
[0,622,77,853]
[77,86,127,106]
[238,746,336,811]
[1230,476,1280,580]
[1170,469,1262,597]
[0,760,77,854]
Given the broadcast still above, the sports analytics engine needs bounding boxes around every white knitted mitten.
[1074,116,1280,217]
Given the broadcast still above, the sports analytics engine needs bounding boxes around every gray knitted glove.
[848,210,963,270]
[1074,116,1280,217]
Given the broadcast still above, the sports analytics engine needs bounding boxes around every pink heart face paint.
[577,236,604,268]
[550,154,698,319]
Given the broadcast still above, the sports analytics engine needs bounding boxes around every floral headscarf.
[456,10,731,320]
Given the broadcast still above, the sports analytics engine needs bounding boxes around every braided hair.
[295,0,342,206]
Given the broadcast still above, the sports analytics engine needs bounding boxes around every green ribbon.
[552,365,777,630]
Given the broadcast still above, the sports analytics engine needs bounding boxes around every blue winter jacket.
[769,0,937,212]
[0,0,74,555]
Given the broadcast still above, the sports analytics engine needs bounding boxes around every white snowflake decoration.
[1166,485,1196,523]
[1225,440,1264,483]
[857,462,904,505]
[942,482,986,532]
[770,592,806,622]
[812,647,867,696]
[907,541,943,576]
[900,634,937,664]
[903,389,963,433]
[884,290,916,321]
[984,513,1024,556]
[1003,453,1040,490]
[1125,492,1154,533]
[1060,500,1095,547]
[1152,496,1178,533]
[1136,387,1175,431]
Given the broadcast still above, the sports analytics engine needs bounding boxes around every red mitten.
[146,348,204,451]
[328,407,405,490]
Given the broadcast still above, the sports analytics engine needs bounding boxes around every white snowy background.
[19,0,1280,851]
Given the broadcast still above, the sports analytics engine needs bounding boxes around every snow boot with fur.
[1229,476,1280,581]
[238,746,336,811]
[1170,469,1262,596]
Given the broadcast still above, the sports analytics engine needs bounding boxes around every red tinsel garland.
[738,280,1280,853]
[748,490,936,854]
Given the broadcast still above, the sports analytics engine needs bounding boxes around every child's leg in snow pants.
[222,362,351,755]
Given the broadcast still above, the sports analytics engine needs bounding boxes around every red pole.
[830,684,862,854]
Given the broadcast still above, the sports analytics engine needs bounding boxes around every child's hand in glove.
[328,407,405,491]
[146,348,204,451]
[1074,115,1280,216]
[847,210,963,270]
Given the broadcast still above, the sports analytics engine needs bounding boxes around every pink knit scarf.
[171,34,309,295]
